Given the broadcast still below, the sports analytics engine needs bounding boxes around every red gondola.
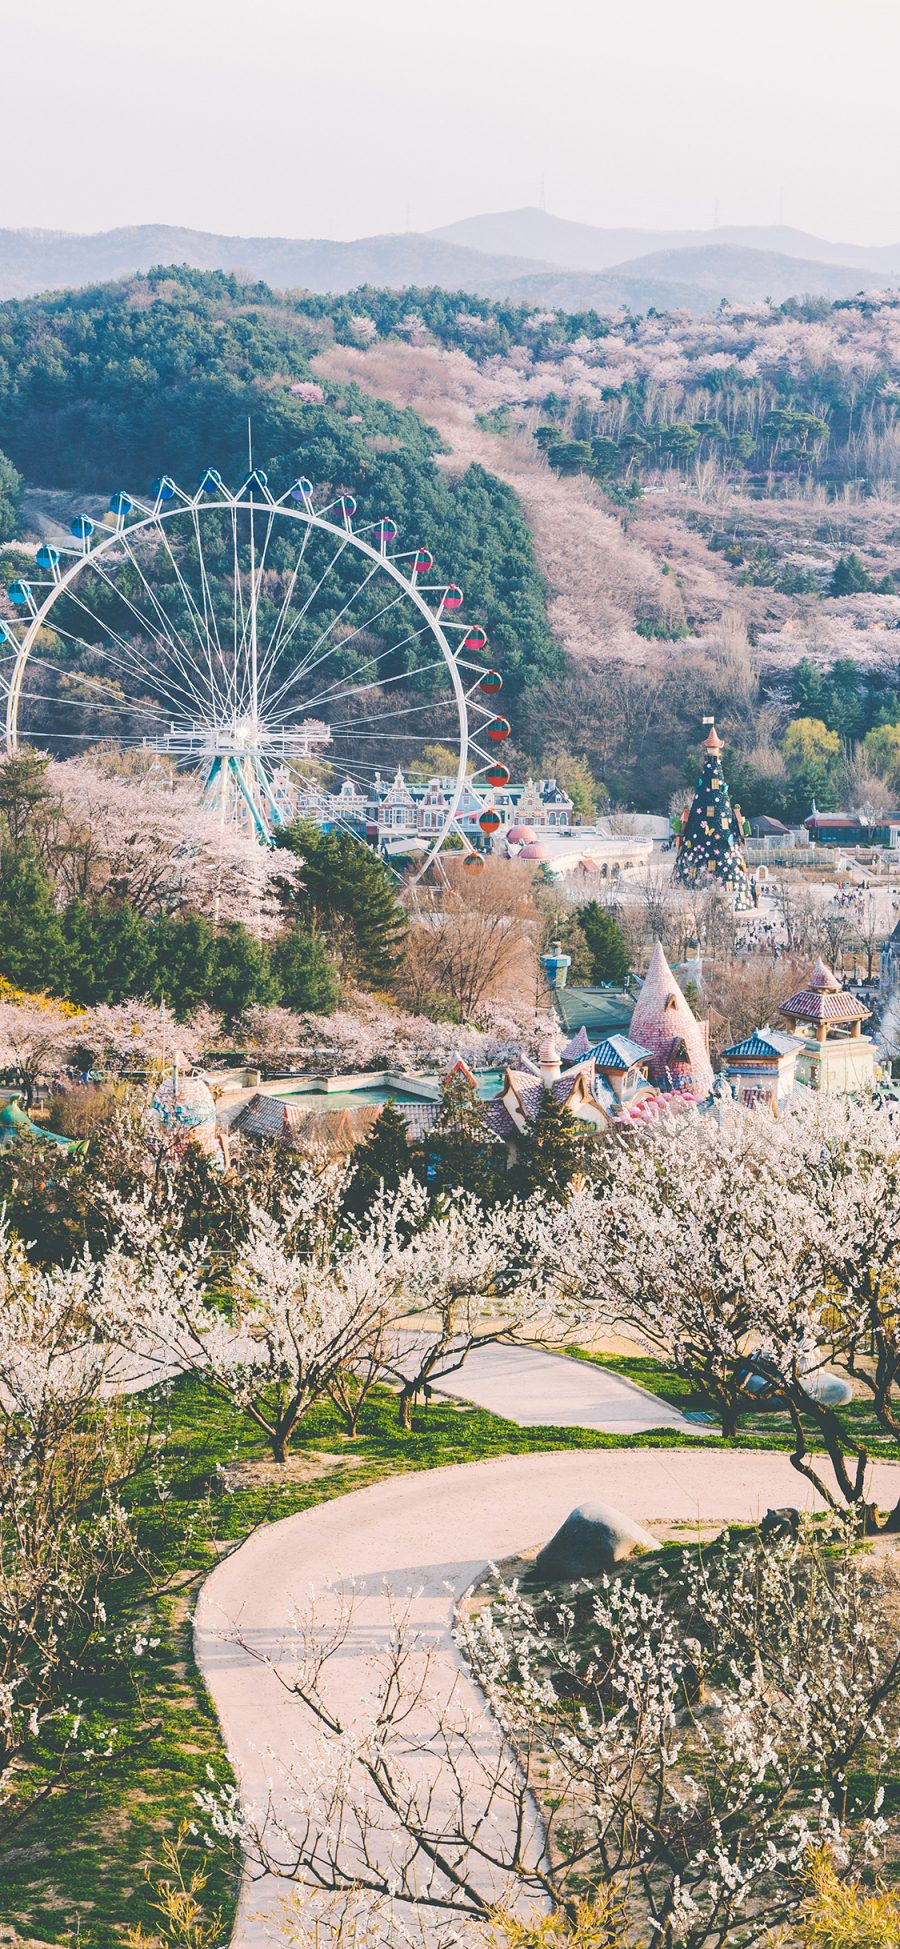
[486,762,510,788]
[486,717,510,743]
[479,669,502,694]
[464,850,485,869]
[479,809,501,834]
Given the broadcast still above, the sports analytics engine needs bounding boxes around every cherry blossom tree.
[98,1173,421,1461]
[554,1104,825,1439]
[0,994,81,1104]
[198,1516,900,1948]
[44,758,297,930]
[0,1219,145,1839]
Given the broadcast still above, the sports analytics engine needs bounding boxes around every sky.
[8,0,900,245]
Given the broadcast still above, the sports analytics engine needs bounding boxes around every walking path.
[195,1446,900,1946]
[427,1340,703,1433]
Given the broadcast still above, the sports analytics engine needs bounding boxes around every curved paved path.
[427,1341,704,1432]
[195,1447,900,1946]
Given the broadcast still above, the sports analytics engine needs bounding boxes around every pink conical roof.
[628,941,714,1094]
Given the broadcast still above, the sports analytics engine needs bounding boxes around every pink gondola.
[442,585,463,610]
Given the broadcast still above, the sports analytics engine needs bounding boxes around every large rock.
[532,1500,658,1583]
[802,1369,854,1409]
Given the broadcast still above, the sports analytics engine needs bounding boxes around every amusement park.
[4,4,900,1944]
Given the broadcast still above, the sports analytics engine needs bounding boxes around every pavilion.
[778,957,877,1093]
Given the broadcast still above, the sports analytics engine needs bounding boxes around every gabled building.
[721,1027,804,1107]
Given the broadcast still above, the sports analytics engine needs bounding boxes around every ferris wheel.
[0,469,511,879]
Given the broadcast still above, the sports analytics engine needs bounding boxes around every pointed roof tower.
[628,942,714,1095]
[673,719,751,907]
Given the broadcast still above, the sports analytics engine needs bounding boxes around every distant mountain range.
[1,210,898,314]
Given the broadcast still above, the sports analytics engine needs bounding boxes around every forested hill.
[0,268,559,700]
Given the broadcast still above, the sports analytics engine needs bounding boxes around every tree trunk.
[398,1386,415,1431]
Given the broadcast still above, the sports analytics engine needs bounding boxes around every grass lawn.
[563,1346,900,1457]
[4,1358,899,1948]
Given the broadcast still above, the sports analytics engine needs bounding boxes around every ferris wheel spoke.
[87,548,214,719]
[269,654,451,734]
[187,502,233,722]
[262,607,434,724]
[233,499,278,709]
[149,516,233,724]
[260,582,409,716]
[229,503,247,719]
[41,596,210,725]
[256,535,350,685]
[266,560,382,695]
[13,655,175,725]
[256,522,314,687]
[325,693,463,736]
[111,530,218,709]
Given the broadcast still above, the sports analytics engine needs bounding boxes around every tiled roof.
[780,962,870,1023]
[723,1029,803,1060]
[484,1099,518,1138]
[560,1025,592,1062]
[400,1103,441,1138]
[553,985,635,1038]
[589,1033,653,1070]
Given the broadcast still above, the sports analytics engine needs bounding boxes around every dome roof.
[150,1070,217,1131]
[507,824,537,845]
[519,841,549,859]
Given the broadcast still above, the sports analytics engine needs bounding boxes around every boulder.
[532,1500,658,1583]
[802,1370,854,1409]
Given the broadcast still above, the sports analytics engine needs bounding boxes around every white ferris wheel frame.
[2,473,507,881]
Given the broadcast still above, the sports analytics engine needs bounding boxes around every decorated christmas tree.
[673,721,751,905]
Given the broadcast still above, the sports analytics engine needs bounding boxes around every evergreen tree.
[424,1067,501,1201]
[830,551,872,596]
[514,1089,593,1202]
[275,821,406,983]
[673,724,751,905]
[0,746,54,848]
[60,899,153,1004]
[272,923,339,1014]
[208,922,278,1025]
[576,902,630,985]
[342,1097,412,1221]
[0,844,66,991]
[147,911,217,1018]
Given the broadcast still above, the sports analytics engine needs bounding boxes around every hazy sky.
[8,0,900,243]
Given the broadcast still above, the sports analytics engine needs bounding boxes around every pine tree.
[342,1097,412,1220]
[673,723,751,906]
[0,843,66,991]
[513,1089,593,1202]
[208,923,278,1025]
[272,924,339,1014]
[425,1068,501,1202]
[576,902,630,985]
[275,821,407,984]
[61,899,153,1005]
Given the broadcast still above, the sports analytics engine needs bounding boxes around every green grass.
[563,1345,900,1458]
[4,1357,899,1949]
